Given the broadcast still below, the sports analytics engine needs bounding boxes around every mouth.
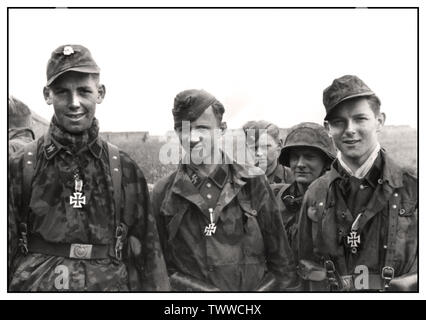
[295,171,310,176]
[66,113,86,121]
[342,139,361,145]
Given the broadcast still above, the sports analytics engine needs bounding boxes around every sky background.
[9,8,417,135]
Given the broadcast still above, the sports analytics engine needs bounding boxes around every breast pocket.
[239,201,265,259]
[397,200,417,240]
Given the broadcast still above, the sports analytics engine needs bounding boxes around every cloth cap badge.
[63,46,74,56]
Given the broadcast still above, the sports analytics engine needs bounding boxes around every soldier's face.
[176,106,222,165]
[252,133,280,172]
[289,147,326,186]
[327,98,385,166]
[43,71,105,134]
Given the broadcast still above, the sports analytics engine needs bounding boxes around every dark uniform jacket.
[152,159,298,291]
[297,150,417,291]
[8,126,170,291]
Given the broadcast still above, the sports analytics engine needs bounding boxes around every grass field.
[104,125,418,184]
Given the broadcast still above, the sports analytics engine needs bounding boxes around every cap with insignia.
[46,44,100,86]
[323,75,380,120]
[172,89,224,129]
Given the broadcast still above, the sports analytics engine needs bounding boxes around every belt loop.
[324,260,340,291]
[381,266,395,291]
[115,223,127,261]
[18,222,29,255]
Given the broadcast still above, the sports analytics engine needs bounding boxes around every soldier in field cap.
[242,120,294,188]
[8,44,169,291]
[152,89,299,291]
[8,95,35,154]
[297,75,418,291]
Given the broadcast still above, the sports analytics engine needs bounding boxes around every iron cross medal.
[347,231,361,254]
[70,174,86,208]
[204,208,216,236]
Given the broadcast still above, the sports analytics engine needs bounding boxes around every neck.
[340,144,379,172]
[296,181,308,194]
[191,151,222,177]
[266,160,278,177]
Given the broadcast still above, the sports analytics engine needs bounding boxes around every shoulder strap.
[107,142,122,227]
[21,140,40,223]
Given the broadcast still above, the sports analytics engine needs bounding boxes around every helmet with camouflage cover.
[278,122,336,166]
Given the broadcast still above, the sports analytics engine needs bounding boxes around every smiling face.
[289,147,326,186]
[43,71,105,134]
[327,97,385,168]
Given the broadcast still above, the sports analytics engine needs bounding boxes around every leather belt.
[28,236,111,260]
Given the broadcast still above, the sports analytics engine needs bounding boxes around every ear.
[220,121,227,134]
[43,87,53,105]
[278,138,283,149]
[376,112,386,132]
[324,120,331,135]
[96,84,106,104]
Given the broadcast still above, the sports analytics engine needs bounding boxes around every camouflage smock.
[152,160,298,291]
[297,150,417,291]
[8,126,169,292]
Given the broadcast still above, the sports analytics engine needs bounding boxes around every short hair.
[242,120,281,144]
[8,96,32,128]
[365,95,381,116]
[327,95,381,120]
[210,100,225,124]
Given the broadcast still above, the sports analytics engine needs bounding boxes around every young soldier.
[276,122,335,253]
[242,120,294,187]
[152,89,298,291]
[297,75,417,291]
[8,44,169,291]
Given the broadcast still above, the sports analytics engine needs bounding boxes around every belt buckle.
[70,243,93,259]
[381,266,395,280]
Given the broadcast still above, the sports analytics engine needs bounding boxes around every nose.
[255,150,263,157]
[69,92,81,109]
[296,155,306,168]
[345,119,356,135]
[190,131,202,144]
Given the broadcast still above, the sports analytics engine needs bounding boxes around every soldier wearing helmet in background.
[242,121,294,191]
[275,122,336,254]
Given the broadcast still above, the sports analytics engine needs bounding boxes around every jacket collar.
[42,132,103,160]
[327,149,404,189]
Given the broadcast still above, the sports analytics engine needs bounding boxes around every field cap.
[323,75,379,120]
[46,44,100,86]
[173,89,224,129]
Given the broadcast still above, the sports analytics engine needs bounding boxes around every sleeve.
[151,176,175,275]
[254,177,299,290]
[8,151,25,281]
[120,153,170,291]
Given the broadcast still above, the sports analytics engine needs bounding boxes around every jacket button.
[392,204,397,209]
[319,202,324,207]
[378,179,383,184]
[207,194,212,199]
[360,185,366,190]
[341,212,346,219]
[394,193,399,197]
[206,183,212,188]
[338,229,343,235]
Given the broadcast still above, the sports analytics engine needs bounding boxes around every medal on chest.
[346,213,363,254]
[204,208,216,236]
[70,170,86,208]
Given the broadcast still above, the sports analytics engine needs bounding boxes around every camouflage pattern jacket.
[8,127,35,154]
[152,160,298,291]
[297,150,417,291]
[267,164,294,186]
[8,131,169,291]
